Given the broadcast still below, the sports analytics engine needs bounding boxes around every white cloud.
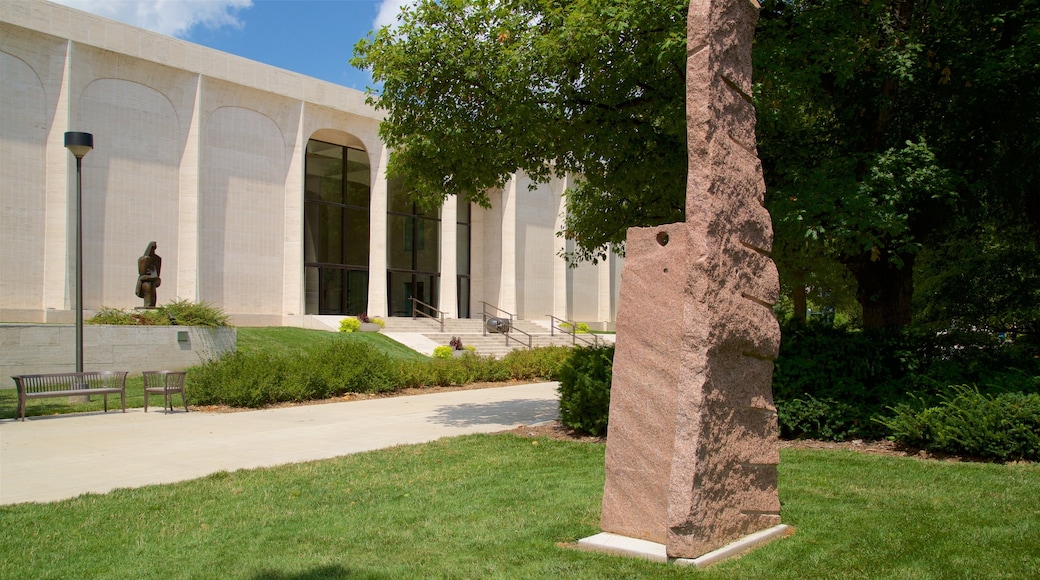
[373,0,416,30]
[52,0,253,38]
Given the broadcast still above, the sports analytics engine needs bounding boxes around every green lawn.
[236,326,427,360]
[0,435,1036,579]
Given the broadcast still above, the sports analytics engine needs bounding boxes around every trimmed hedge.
[188,345,571,407]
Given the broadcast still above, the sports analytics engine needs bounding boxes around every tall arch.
[303,131,371,315]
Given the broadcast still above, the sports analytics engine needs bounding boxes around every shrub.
[188,340,396,407]
[357,313,386,328]
[776,396,864,441]
[339,318,361,333]
[501,346,571,381]
[557,345,614,436]
[88,307,167,325]
[432,346,454,359]
[159,300,229,327]
[87,301,229,327]
[558,321,591,334]
[879,386,1040,462]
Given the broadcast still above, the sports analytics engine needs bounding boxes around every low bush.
[88,300,229,327]
[339,318,361,333]
[160,300,229,327]
[501,346,571,381]
[879,386,1040,462]
[189,344,569,407]
[432,345,454,359]
[557,345,614,436]
[772,322,1039,441]
[189,341,397,407]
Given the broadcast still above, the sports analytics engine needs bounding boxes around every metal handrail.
[410,297,445,332]
[480,301,532,350]
[547,314,602,347]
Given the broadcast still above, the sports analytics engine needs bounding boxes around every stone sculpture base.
[577,525,792,568]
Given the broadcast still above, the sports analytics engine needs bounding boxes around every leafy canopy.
[352,0,688,262]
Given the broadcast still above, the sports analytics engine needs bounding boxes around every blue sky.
[52,0,412,91]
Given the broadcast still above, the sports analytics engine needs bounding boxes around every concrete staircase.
[306,315,611,358]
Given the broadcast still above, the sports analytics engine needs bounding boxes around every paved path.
[0,382,560,505]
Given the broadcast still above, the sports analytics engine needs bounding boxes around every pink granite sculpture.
[600,0,782,559]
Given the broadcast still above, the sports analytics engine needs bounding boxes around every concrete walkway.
[0,382,560,505]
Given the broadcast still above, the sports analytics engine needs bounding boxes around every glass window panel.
[387,177,413,215]
[387,214,412,270]
[457,200,470,224]
[388,271,413,317]
[343,207,370,267]
[346,269,369,315]
[322,268,345,315]
[305,267,320,314]
[415,217,440,273]
[456,223,470,276]
[457,276,470,318]
[304,204,320,262]
[345,148,370,208]
[317,205,343,264]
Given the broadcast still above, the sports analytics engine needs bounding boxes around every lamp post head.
[64,131,93,159]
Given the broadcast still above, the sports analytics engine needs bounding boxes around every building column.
[498,175,518,315]
[43,41,75,317]
[367,145,389,317]
[176,74,202,303]
[280,101,306,318]
[439,195,458,318]
[552,175,570,321]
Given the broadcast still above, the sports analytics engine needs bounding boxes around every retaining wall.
[1,325,236,387]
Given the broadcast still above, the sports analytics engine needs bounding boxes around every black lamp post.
[65,131,93,373]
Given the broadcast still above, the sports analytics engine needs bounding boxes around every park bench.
[12,371,128,421]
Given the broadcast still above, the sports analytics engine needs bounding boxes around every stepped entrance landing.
[304,316,612,358]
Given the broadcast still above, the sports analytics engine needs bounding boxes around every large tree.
[355,0,1039,330]
[352,0,688,263]
[755,0,1039,329]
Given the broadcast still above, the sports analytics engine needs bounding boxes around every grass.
[2,327,427,420]
[0,435,1036,579]
[236,327,427,360]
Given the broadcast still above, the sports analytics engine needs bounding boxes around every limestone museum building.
[0,0,621,328]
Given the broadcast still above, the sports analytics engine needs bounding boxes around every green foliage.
[188,341,397,407]
[773,323,918,440]
[559,321,591,334]
[339,318,361,333]
[432,345,454,359]
[880,386,1040,462]
[87,300,229,327]
[774,321,1040,441]
[501,346,571,381]
[756,0,1040,329]
[188,344,570,407]
[352,0,688,261]
[88,306,167,325]
[158,300,229,327]
[557,345,614,436]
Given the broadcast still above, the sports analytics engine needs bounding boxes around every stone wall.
[1,325,236,387]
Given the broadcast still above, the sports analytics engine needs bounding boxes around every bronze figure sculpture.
[135,241,162,308]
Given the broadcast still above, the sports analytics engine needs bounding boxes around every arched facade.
[0,0,620,329]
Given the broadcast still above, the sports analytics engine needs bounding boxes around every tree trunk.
[792,270,807,324]
[843,252,915,330]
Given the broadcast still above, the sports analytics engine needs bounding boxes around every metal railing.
[410,297,445,332]
[548,315,603,347]
[480,301,532,350]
